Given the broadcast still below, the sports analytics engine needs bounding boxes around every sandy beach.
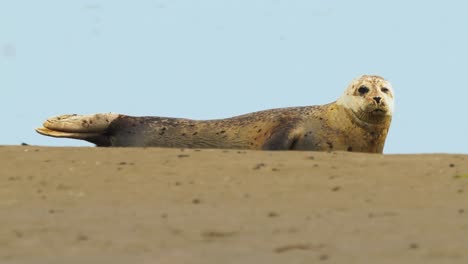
[0,146,467,263]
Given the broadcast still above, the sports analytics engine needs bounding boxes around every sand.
[0,146,467,264]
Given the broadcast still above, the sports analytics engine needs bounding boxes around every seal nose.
[373,97,382,104]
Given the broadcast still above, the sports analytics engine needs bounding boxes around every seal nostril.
[373,97,381,103]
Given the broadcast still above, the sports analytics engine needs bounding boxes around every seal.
[36,75,394,153]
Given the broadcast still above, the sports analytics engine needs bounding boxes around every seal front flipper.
[35,113,120,146]
[261,124,303,150]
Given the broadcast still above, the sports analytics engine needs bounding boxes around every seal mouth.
[349,106,390,125]
[371,109,386,114]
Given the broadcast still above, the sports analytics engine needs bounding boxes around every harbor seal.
[36,75,394,153]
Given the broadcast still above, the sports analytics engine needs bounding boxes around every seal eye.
[358,86,369,94]
[381,87,389,93]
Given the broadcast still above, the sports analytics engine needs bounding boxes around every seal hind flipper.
[41,113,119,133]
[35,113,119,146]
[35,127,101,138]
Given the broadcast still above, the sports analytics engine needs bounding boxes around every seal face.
[36,75,394,153]
[337,75,394,125]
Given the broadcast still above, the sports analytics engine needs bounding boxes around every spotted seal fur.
[36,75,394,153]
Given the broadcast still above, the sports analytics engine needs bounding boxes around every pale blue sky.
[1,0,467,153]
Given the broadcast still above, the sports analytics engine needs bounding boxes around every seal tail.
[35,113,120,146]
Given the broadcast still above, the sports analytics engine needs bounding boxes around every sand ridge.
[0,146,467,264]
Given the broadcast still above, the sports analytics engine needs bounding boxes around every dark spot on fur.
[326,141,333,149]
[347,146,353,152]
[181,133,186,136]
[192,132,198,136]
[192,198,201,204]
[257,128,262,133]
[161,127,167,131]
[220,130,226,134]
[319,117,323,120]
[449,163,455,168]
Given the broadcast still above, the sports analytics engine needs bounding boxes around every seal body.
[36,75,394,153]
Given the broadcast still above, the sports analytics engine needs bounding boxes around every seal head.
[336,75,394,125]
